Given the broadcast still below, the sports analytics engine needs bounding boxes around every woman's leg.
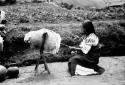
[68,62,76,76]
[68,58,80,76]
[93,65,105,75]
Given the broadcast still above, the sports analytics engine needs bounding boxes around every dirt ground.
[0,56,124,85]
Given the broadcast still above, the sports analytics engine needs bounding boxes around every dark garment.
[1,20,7,25]
[85,45,100,64]
[72,45,100,64]
[68,45,105,76]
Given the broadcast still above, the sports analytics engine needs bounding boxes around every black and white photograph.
[0,0,125,85]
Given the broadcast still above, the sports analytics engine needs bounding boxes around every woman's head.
[82,20,95,36]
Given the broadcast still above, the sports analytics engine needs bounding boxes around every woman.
[68,20,105,76]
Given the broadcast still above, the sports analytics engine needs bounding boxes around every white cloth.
[79,33,99,54]
[75,65,97,76]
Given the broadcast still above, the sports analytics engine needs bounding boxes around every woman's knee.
[68,63,77,76]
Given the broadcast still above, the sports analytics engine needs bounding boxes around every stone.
[7,66,19,78]
[0,65,7,81]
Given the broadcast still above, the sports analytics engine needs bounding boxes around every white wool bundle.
[24,28,61,54]
[0,10,6,23]
[0,35,4,52]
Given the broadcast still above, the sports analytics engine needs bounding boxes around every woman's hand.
[98,43,104,48]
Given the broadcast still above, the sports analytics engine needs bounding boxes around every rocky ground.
[1,56,125,85]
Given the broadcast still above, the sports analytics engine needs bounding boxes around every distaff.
[24,28,61,74]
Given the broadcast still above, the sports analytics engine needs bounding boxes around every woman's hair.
[82,20,95,36]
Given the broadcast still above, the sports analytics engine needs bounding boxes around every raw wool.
[24,28,61,74]
[0,10,5,23]
[0,35,4,52]
[24,28,61,54]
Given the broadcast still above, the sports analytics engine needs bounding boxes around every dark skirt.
[68,54,105,76]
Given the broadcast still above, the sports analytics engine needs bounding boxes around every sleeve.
[79,40,91,54]
[85,34,99,46]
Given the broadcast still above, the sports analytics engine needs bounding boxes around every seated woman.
[68,20,105,76]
